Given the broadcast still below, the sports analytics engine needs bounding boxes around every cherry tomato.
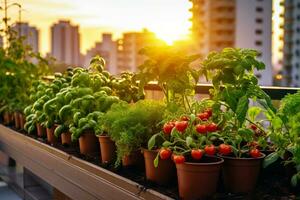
[207,123,217,132]
[205,108,213,117]
[163,122,174,135]
[180,116,189,121]
[159,148,172,160]
[196,124,207,134]
[191,149,204,160]
[250,148,261,158]
[250,124,257,131]
[219,144,232,155]
[175,121,188,133]
[197,112,209,121]
[173,155,185,164]
[204,145,216,156]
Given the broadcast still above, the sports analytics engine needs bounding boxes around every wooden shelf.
[0,125,173,200]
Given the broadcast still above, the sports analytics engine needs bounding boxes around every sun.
[154,29,190,45]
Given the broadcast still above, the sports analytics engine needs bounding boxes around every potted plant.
[263,91,300,187]
[201,48,275,193]
[101,99,165,168]
[148,103,224,199]
[137,46,202,187]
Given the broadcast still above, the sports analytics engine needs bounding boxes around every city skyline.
[9,0,191,54]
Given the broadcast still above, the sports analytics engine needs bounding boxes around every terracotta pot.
[36,123,46,137]
[98,135,116,164]
[46,125,58,145]
[79,131,98,156]
[19,113,26,130]
[122,150,144,169]
[61,132,72,146]
[3,112,12,125]
[14,112,20,129]
[176,156,224,200]
[143,149,176,185]
[220,153,265,193]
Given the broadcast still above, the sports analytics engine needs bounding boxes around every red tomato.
[163,122,174,135]
[195,124,207,134]
[191,149,204,160]
[219,144,232,155]
[204,145,216,156]
[205,108,213,117]
[175,121,188,133]
[197,112,209,121]
[250,124,257,131]
[207,123,217,132]
[173,155,185,164]
[180,116,189,121]
[250,148,261,158]
[159,148,172,160]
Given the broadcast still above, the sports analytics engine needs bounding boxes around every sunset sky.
[9,0,192,54]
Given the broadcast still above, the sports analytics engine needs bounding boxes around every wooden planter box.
[0,125,172,200]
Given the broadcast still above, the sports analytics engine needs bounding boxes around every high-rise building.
[117,29,165,72]
[273,0,285,75]
[282,0,300,87]
[189,0,273,86]
[235,0,273,86]
[12,22,39,52]
[189,0,235,57]
[84,34,118,74]
[51,20,81,66]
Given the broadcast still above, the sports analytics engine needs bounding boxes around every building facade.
[282,0,300,86]
[117,30,164,72]
[84,34,118,74]
[12,22,39,52]
[51,20,81,66]
[189,0,273,86]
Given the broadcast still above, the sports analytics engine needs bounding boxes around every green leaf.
[148,134,157,150]
[162,141,172,147]
[248,107,262,122]
[186,136,194,147]
[154,152,159,168]
[291,174,298,187]
[236,95,249,125]
[271,116,283,130]
[263,152,279,168]
[237,128,253,142]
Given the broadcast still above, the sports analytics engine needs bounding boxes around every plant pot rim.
[182,156,224,166]
[218,153,266,160]
[97,134,110,138]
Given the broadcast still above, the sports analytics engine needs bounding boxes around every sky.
[8,0,192,54]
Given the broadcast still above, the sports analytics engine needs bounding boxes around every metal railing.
[144,82,299,100]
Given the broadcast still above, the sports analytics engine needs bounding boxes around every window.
[256,7,263,12]
[296,63,299,69]
[255,29,263,35]
[296,40,300,45]
[298,15,300,21]
[256,18,263,23]
[297,27,300,33]
[255,40,262,46]
[296,50,300,56]
[295,75,299,80]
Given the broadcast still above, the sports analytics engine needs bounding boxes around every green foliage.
[201,48,272,158]
[266,91,300,185]
[138,45,200,112]
[0,28,50,115]
[101,100,165,166]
